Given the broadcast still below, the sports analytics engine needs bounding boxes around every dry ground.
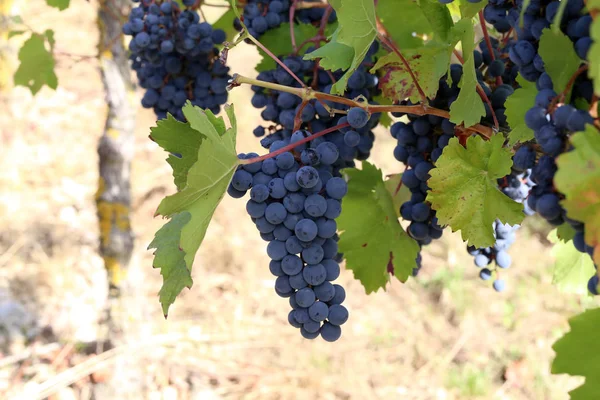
[0,1,597,399]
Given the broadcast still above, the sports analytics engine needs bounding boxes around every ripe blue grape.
[320,322,342,342]
[308,302,329,322]
[347,107,370,129]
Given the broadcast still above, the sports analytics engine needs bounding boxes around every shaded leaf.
[46,0,70,10]
[8,30,26,39]
[538,28,582,100]
[449,21,485,128]
[417,0,454,42]
[150,115,205,191]
[14,32,58,94]
[304,0,377,94]
[557,223,576,242]
[588,14,600,95]
[383,173,412,218]
[148,212,193,316]
[552,308,600,399]
[506,74,537,145]
[548,229,595,295]
[151,103,239,314]
[555,126,600,265]
[457,0,486,19]
[376,0,436,49]
[338,162,420,293]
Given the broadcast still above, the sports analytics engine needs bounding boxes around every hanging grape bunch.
[123,0,231,121]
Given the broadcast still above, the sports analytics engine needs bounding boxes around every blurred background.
[0,0,596,399]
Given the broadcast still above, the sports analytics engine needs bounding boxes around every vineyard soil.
[0,0,594,398]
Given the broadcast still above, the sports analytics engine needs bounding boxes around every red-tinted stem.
[245,35,306,88]
[394,164,409,196]
[548,64,589,113]
[453,49,464,64]
[290,0,298,52]
[293,100,308,131]
[239,122,351,164]
[479,10,503,87]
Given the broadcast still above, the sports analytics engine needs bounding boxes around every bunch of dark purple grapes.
[124,0,230,120]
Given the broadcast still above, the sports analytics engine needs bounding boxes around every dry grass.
[0,1,597,399]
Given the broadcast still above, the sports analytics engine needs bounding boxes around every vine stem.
[452,49,499,131]
[239,122,351,164]
[295,1,330,9]
[548,64,589,113]
[376,18,427,104]
[230,74,494,138]
[479,10,503,87]
[394,164,409,196]
[244,34,306,88]
[290,0,298,53]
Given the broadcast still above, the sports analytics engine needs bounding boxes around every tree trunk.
[95,1,144,398]
[96,0,136,296]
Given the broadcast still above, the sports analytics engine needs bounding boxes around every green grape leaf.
[212,9,239,44]
[552,308,600,399]
[256,23,321,72]
[588,16,600,95]
[372,44,452,103]
[150,115,205,191]
[557,223,576,242]
[574,97,591,111]
[417,0,454,42]
[148,212,194,317]
[376,0,446,49]
[304,0,377,94]
[538,28,582,100]
[427,135,525,248]
[303,32,354,72]
[551,0,569,33]
[505,74,537,145]
[457,0,486,19]
[8,30,26,39]
[14,32,58,94]
[46,0,70,10]
[150,103,239,315]
[338,162,420,293]
[383,173,412,218]
[548,229,596,295]
[555,126,600,265]
[449,22,485,128]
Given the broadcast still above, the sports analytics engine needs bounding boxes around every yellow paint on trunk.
[104,256,125,287]
[97,201,131,247]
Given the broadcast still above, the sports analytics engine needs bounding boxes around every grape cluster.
[467,157,536,291]
[392,114,448,248]
[483,0,592,85]
[235,0,337,39]
[505,0,600,293]
[227,142,350,341]
[251,44,381,169]
[124,0,230,121]
[390,33,527,278]
[468,221,519,292]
